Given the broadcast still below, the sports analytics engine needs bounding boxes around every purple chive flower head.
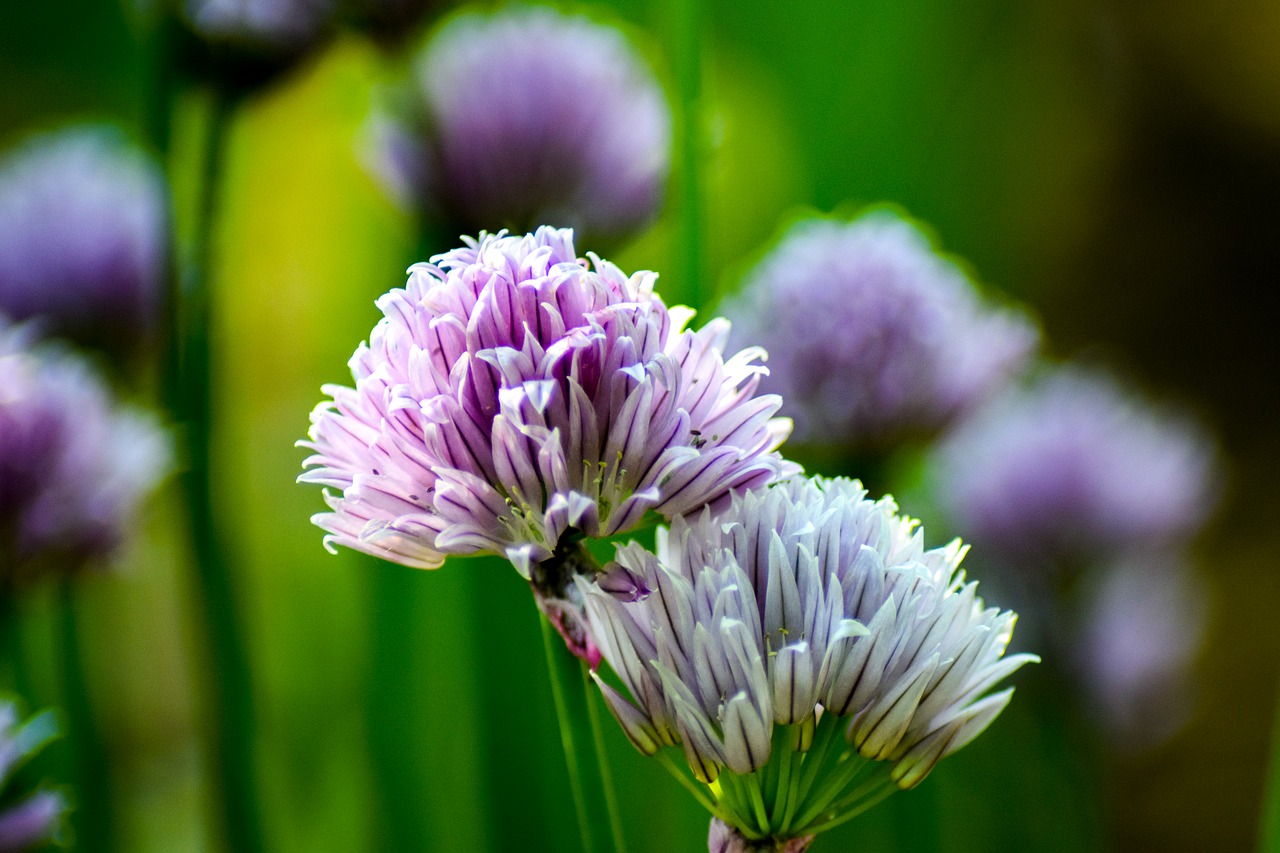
[300,227,791,580]
[375,6,670,246]
[0,702,66,852]
[0,320,169,588]
[582,477,1034,847]
[0,126,167,357]
[721,211,1038,448]
[930,365,1219,571]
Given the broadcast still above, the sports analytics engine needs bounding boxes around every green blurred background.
[2,0,1278,850]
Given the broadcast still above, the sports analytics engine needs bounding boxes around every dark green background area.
[2,1,1277,851]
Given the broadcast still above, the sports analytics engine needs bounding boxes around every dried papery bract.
[583,477,1035,849]
[0,320,169,589]
[373,6,671,247]
[721,211,1037,450]
[299,228,791,657]
[0,126,167,359]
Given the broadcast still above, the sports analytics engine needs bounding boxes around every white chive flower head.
[374,6,671,246]
[300,227,792,579]
[582,476,1035,847]
[0,321,170,588]
[721,211,1037,448]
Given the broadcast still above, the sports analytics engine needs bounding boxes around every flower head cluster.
[0,126,167,357]
[583,476,1034,847]
[301,228,791,580]
[375,6,670,246]
[0,702,65,852]
[0,321,169,588]
[721,212,1037,447]
[930,365,1219,571]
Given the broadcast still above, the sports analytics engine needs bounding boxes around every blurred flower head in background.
[0,702,65,852]
[0,320,170,590]
[583,476,1035,848]
[301,227,790,577]
[929,364,1219,573]
[0,126,168,360]
[721,211,1038,450]
[180,0,341,91]
[1070,554,1209,749]
[372,5,671,247]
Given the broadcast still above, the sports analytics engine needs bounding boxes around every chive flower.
[721,212,1037,449]
[929,365,1219,572]
[299,228,790,657]
[582,476,1035,851]
[0,126,167,358]
[374,6,671,246]
[0,320,169,588]
[0,702,65,852]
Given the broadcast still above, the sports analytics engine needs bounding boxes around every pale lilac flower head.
[721,212,1038,448]
[0,126,167,357]
[0,702,66,852]
[1070,555,1207,748]
[376,6,670,245]
[583,477,1034,846]
[300,228,791,579]
[930,365,1219,571]
[0,321,170,588]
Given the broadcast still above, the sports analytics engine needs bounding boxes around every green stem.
[57,583,113,852]
[540,616,624,853]
[0,594,32,701]
[173,87,267,853]
[583,665,629,853]
[1261,677,1280,852]
[672,0,706,309]
[655,750,719,815]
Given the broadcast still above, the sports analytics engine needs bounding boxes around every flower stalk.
[541,613,627,853]
[172,87,265,853]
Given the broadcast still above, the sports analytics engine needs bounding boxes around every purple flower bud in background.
[0,126,167,359]
[374,6,671,246]
[0,320,170,588]
[721,211,1038,449]
[180,0,340,91]
[0,702,66,852]
[300,228,791,575]
[929,365,1219,572]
